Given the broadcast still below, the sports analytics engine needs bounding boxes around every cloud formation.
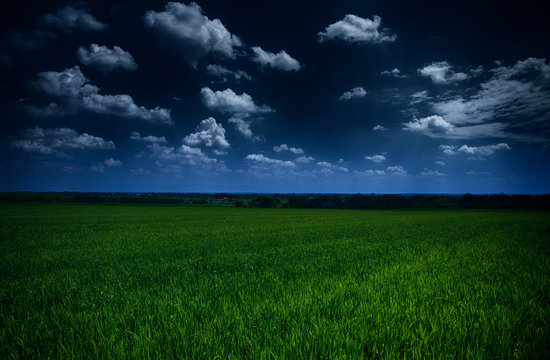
[147,143,225,172]
[365,154,386,163]
[354,165,407,176]
[246,154,295,168]
[251,47,301,71]
[77,44,138,72]
[440,143,511,158]
[273,144,304,154]
[130,132,167,143]
[317,161,349,173]
[11,127,114,157]
[339,86,367,101]
[419,61,468,84]
[318,15,396,44]
[29,66,172,124]
[92,158,123,172]
[411,58,550,141]
[227,116,254,138]
[295,156,315,164]
[403,115,454,136]
[373,125,386,131]
[144,2,242,65]
[39,5,108,32]
[200,87,273,114]
[182,117,230,154]
[206,64,251,82]
[381,68,407,78]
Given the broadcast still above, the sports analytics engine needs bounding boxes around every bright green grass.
[0,203,549,359]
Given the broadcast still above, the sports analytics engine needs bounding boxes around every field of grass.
[1,203,549,359]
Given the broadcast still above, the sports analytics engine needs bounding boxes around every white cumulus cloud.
[365,154,386,163]
[403,115,454,136]
[273,144,304,154]
[419,61,469,84]
[318,15,396,44]
[200,87,273,114]
[381,68,407,78]
[339,86,367,101]
[251,46,301,71]
[245,154,295,167]
[439,143,511,158]
[77,43,137,72]
[144,2,242,65]
[182,117,229,154]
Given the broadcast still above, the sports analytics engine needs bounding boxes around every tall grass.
[1,203,549,359]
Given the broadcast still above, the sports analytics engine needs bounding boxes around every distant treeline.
[1,192,550,209]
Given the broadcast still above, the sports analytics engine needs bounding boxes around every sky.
[1,0,549,194]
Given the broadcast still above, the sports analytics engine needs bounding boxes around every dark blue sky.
[1,0,549,193]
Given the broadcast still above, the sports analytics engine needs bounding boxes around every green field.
[1,203,549,359]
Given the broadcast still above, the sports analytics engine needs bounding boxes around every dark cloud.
[29,66,172,124]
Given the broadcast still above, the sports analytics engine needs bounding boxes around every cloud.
[227,116,255,138]
[206,64,251,82]
[39,5,108,32]
[365,154,386,163]
[419,169,445,177]
[148,143,219,167]
[410,90,430,104]
[6,6,106,51]
[92,157,123,172]
[385,165,407,176]
[273,144,304,154]
[11,127,114,157]
[317,161,349,173]
[354,165,407,176]
[130,132,167,143]
[144,2,242,65]
[381,68,407,78]
[295,156,315,164]
[29,66,172,124]
[426,58,550,140]
[339,86,367,101]
[318,15,396,44]
[245,154,295,167]
[403,115,454,136]
[419,61,469,84]
[182,117,230,154]
[251,47,301,71]
[373,125,386,131]
[435,160,446,167]
[200,87,273,114]
[77,44,137,72]
[408,59,550,141]
[104,158,122,166]
[439,143,511,158]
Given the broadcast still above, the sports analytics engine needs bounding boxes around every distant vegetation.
[1,191,550,209]
[1,203,549,358]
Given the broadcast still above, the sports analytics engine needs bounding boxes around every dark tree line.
[1,192,549,209]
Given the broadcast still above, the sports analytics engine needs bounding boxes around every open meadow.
[1,203,549,359]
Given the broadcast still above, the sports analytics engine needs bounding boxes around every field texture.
[1,203,549,359]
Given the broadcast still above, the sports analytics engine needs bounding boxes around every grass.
[1,203,549,359]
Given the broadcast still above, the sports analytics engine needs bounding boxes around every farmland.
[1,203,549,359]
